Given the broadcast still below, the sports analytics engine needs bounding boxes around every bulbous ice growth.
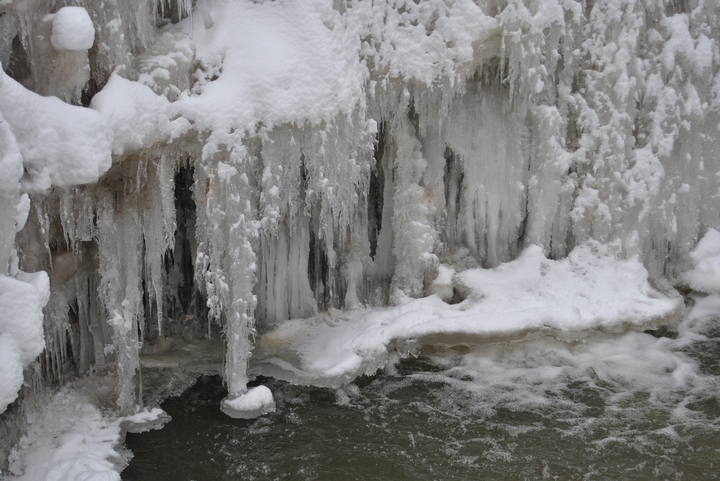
[221,385,276,419]
[49,7,95,52]
[681,229,720,294]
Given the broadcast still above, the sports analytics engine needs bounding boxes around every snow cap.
[50,7,95,51]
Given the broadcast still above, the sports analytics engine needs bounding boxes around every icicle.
[97,193,144,414]
[3,0,720,439]
[139,154,176,338]
[524,105,573,255]
[194,139,260,398]
[445,82,527,267]
[389,114,436,299]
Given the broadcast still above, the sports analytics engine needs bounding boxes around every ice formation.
[6,381,170,481]
[251,241,683,387]
[681,228,720,293]
[0,0,719,475]
[221,385,276,419]
[48,7,95,52]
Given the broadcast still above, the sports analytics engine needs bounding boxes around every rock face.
[0,0,719,462]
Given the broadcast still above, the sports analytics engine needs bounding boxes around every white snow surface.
[681,228,720,293]
[0,71,111,191]
[120,407,171,434]
[0,271,49,414]
[221,385,276,419]
[0,111,23,193]
[174,0,366,145]
[6,387,125,481]
[251,242,683,388]
[49,7,95,52]
[6,383,175,480]
[90,74,189,156]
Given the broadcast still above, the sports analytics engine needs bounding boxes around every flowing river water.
[122,312,720,480]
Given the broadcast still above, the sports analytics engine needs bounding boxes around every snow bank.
[49,7,95,52]
[251,242,683,388]
[5,383,174,480]
[221,385,276,419]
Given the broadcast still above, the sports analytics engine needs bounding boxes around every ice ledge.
[250,242,684,389]
[221,386,276,419]
[121,407,172,434]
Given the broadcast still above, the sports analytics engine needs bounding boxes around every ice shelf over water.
[251,242,683,387]
[1,0,720,475]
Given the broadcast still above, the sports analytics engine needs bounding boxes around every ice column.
[389,114,437,299]
[194,142,258,397]
[97,194,144,414]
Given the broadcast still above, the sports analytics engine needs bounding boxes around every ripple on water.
[123,319,720,481]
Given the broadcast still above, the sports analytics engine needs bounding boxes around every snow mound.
[50,7,95,51]
[681,228,720,293]
[251,242,683,388]
[220,385,275,419]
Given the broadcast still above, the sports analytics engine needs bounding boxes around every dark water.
[122,323,720,481]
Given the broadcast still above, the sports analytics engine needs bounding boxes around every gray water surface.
[122,321,720,481]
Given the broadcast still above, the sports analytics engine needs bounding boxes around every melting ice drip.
[1,0,720,475]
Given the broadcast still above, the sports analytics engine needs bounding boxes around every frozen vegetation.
[0,0,719,477]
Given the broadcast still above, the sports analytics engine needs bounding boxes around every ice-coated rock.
[220,386,276,419]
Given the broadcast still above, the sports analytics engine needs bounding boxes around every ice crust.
[251,242,683,388]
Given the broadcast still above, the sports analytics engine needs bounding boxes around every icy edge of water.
[250,242,684,389]
[3,378,170,481]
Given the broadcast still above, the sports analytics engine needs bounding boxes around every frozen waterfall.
[1,0,720,477]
